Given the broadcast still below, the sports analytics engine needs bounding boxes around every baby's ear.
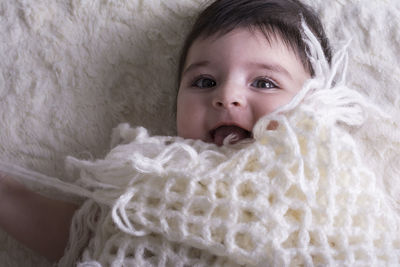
[267,120,279,130]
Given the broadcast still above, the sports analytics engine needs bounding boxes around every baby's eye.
[192,77,216,88]
[251,78,277,89]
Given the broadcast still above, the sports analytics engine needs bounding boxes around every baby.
[176,0,330,146]
[0,0,331,264]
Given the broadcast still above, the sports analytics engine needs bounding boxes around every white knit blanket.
[58,95,400,265]
[60,114,400,266]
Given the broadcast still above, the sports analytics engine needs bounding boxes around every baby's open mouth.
[210,125,252,146]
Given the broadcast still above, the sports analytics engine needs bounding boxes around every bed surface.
[0,0,399,265]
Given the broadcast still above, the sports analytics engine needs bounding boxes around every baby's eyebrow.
[247,62,293,80]
[182,61,210,76]
[182,61,293,80]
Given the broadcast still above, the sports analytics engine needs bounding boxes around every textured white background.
[0,0,399,265]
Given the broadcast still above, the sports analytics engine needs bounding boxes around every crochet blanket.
[59,111,400,266]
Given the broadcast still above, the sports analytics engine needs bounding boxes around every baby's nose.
[212,86,246,109]
[213,98,243,108]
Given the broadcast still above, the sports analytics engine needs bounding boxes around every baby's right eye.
[192,77,216,88]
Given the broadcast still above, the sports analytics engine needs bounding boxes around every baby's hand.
[0,172,78,262]
[0,172,15,198]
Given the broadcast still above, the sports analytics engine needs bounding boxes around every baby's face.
[176,28,310,146]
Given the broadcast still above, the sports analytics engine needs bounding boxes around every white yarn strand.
[0,160,91,199]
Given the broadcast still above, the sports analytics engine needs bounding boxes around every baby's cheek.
[254,92,295,118]
[252,98,279,120]
[176,108,204,140]
[176,113,193,138]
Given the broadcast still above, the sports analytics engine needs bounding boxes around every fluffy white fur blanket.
[0,0,399,266]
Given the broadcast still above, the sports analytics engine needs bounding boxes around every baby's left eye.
[251,78,277,89]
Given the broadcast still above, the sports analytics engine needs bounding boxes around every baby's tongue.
[213,126,249,146]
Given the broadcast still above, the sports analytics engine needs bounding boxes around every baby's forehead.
[183,27,310,82]
[203,25,310,75]
[199,25,285,43]
[193,26,303,62]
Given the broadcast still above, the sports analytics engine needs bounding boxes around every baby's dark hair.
[178,0,331,82]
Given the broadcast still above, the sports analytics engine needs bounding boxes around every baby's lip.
[209,123,252,146]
